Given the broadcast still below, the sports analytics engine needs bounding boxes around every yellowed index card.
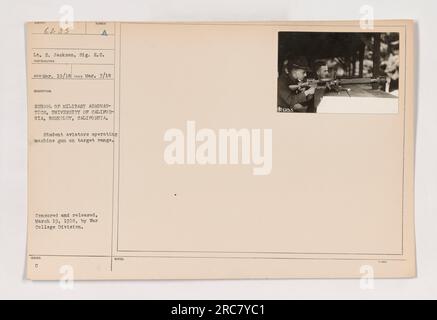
[26,21,416,280]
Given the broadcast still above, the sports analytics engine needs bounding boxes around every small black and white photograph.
[277,32,400,113]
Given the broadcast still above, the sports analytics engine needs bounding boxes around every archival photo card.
[26,21,415,280]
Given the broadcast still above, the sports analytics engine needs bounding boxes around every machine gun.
[289,77,387,97]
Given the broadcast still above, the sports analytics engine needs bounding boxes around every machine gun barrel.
[289,77,386,91]
[330,77,387,86]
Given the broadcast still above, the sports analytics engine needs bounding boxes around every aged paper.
[26,21,416,280]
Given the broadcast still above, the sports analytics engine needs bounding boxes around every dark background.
[278,32,400,79]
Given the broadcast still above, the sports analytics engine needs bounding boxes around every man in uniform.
[315,61,330,80]
[277,57,315,113]
[311,61,333,113]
